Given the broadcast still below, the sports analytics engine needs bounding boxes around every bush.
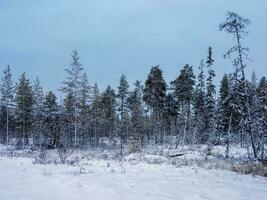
[232,161,267,176]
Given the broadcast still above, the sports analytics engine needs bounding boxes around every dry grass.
[232,161,267,177]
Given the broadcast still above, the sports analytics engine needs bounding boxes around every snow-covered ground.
[0,154,267,200]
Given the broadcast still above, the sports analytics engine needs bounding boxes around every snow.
[0,155,267,200]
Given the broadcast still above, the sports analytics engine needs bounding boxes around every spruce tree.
[217,74,232,158]
[204,47,216,143]
[43,91,59,148]
[128,80,144,150]
[63,92,75,148]
[228,72,242,138]
[257,76,267,159]
[80,73,90,145]
[32,77,44,146]
[15,73,34,148]
[101,86,117,139]
[0,65,14,145]
[163,92,178,138]
[117,74,130,154]
[247,72,260,158]
[193,59,206,143]
[218,74,231,140]
[91,83,101,147]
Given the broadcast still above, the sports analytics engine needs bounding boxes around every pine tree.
[60,49,84,148]
[15,73,34,148]
[143,66,166,144]
[117,74,130,155]
[0,65,14,145]
[173,65,195,108]
[219,11,250,81]
[204,47,216,143]
[219,11,257,157]
[172,64,195,145]
[32,77,44,146]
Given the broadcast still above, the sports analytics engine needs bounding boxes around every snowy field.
[0,154,267,200]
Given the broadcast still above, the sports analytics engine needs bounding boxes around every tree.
[193,59,206,143]
[143,66,166,144]
[91,83,101,147]
[101,86,117,139]
[218,75,231,137]
[219,11,250,80]
[128,80,144,150]
[172,64,195,145]
[43,91,59,148]
[60,49,84,148]
[15,73,34,148]
[117,74,129,155]
[0,65,14,145]
[80,73,90,145]
[117,74,129,118]
[163,92,178,139]
[32,77,44,146]
[246,72,261,158]
[204,47,216,143]
[173,65,195,109]
[63,92,75,148]
[219,11,257,157]
[257,76,267,160]
[217,74,231,157]
[129,128,140,153]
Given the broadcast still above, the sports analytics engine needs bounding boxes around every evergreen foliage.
[0,12,265,161]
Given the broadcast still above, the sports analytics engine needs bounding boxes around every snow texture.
[0,154,267,200]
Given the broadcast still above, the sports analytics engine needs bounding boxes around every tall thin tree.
[60,49,84,148]
[0,66,14,145]
[117,74,129,155]
[15,73,33,148]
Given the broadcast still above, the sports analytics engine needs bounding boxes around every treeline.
[0,12,266,159]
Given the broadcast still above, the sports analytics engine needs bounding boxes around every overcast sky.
[0,0,266,93]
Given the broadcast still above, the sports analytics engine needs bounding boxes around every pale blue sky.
[0,0,266,92]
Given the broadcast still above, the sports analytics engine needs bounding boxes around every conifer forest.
[0,7,267,200]
[1,12,266,160]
